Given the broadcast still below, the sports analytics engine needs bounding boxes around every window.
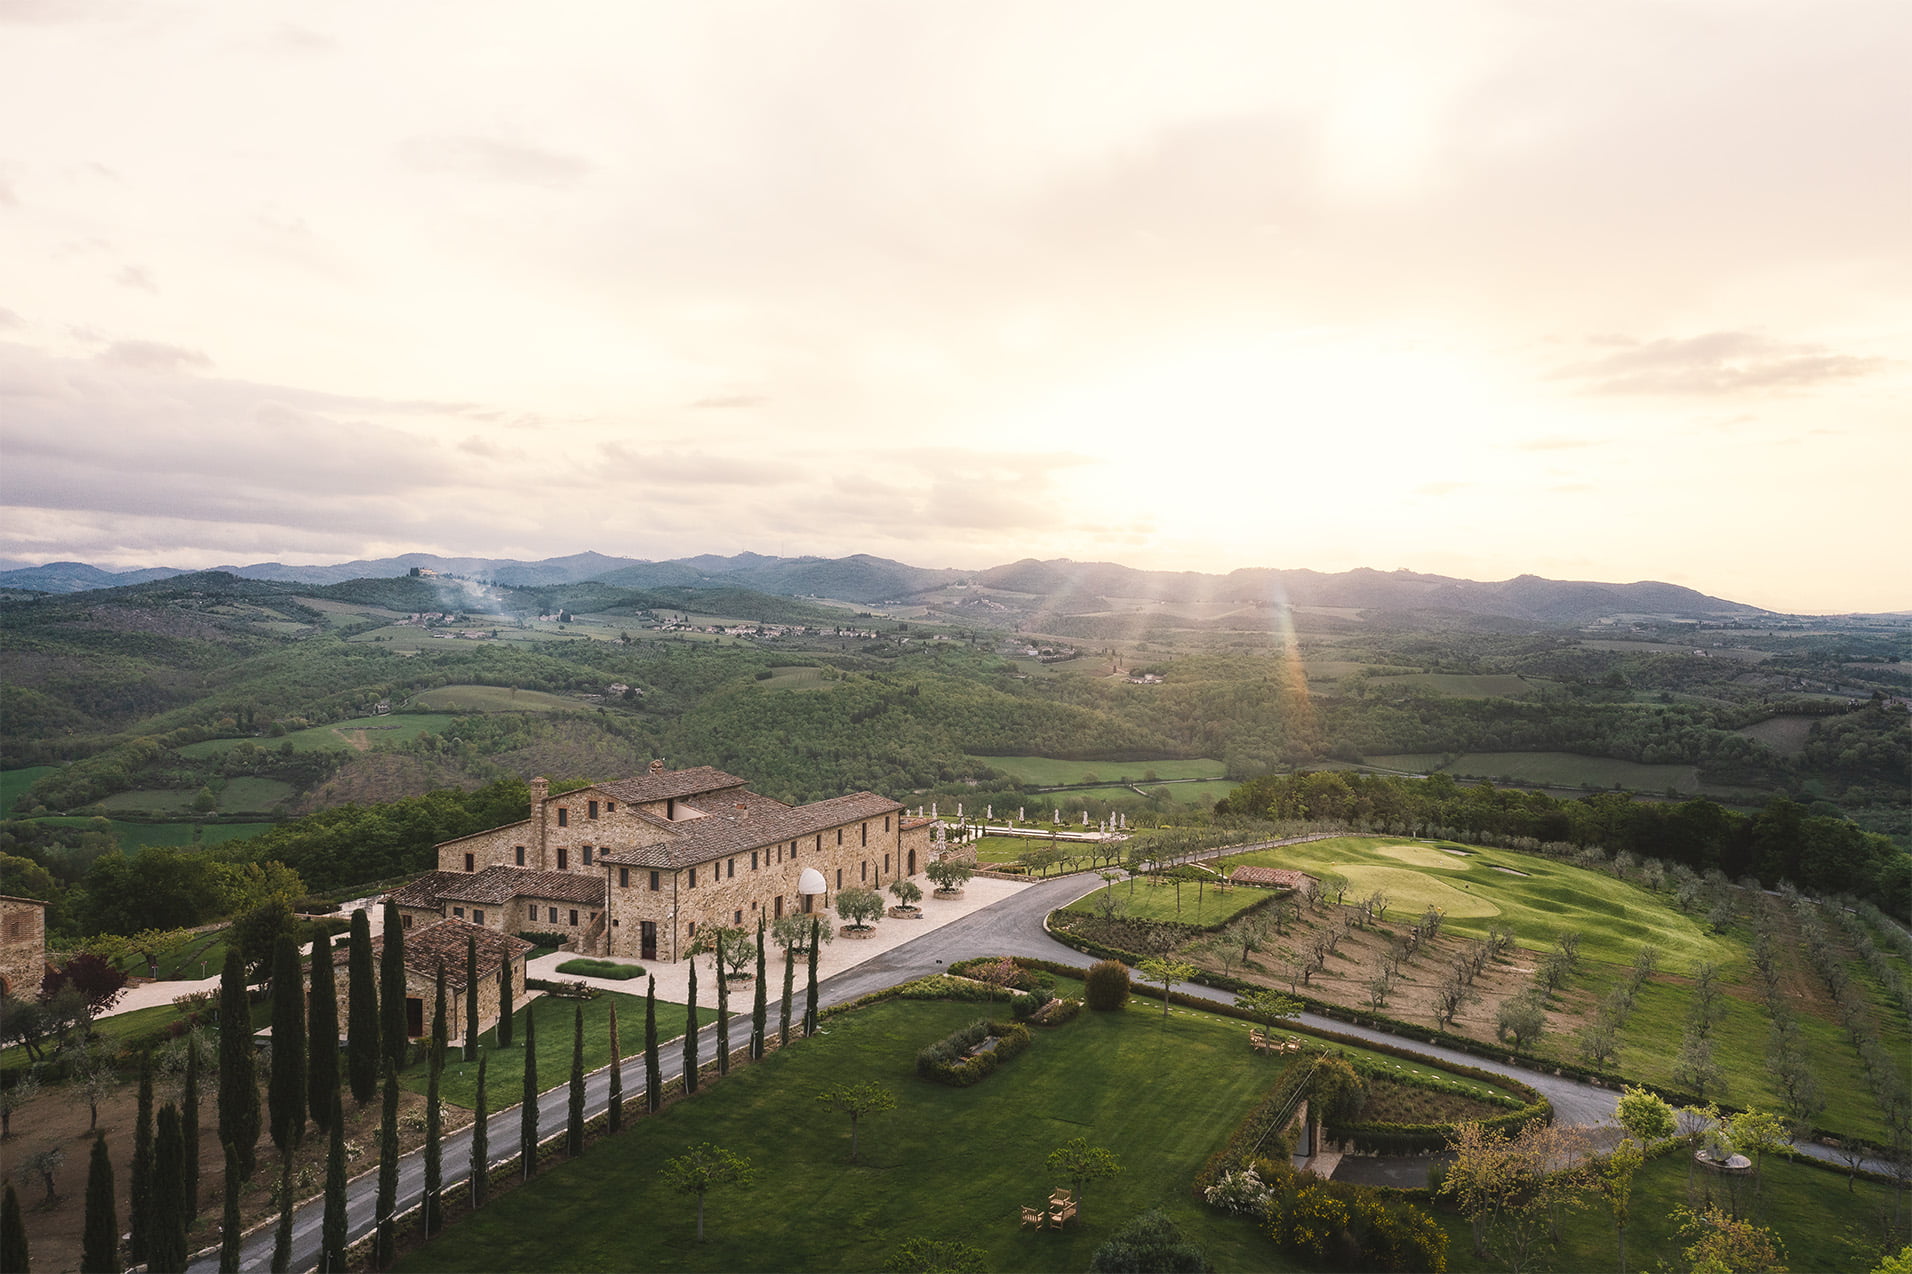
[836,868,843,889]
[569,909,579,926]
[815,835,822,852]
[837,829,843,845]
[884,815,890,832]
[727,857,736,879]
[649,871,660,891]
[402,914,413,929]
[733,909,742,925]
[688,868,697,888]
[473,909,485,925]
[557,807,568,827]
[549,906,558,923]
[453,907,465,918]
[588,800,598,819]
[861,861,868,882]
[515,846,525,866]
[557,846,568,870]
[606,801,615,814]
[464,853,475,872]
[619,867,630,888]
[861,822,867,847]
[582,846,593,866]
[884,854,890,873]
[750,851,758,870]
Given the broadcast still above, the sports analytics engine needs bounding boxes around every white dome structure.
[797,868,827,896]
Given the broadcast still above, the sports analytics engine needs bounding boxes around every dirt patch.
[1491,866,1531,877]
[4,1059,451,1273]
[333,727,373,751]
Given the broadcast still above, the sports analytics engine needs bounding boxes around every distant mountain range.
[0,551,1775,625]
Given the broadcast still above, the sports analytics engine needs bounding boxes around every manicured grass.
[1220,837,1735,972]
[394,996,1301,1274]
[403,991,719,1110]
[1364,753,1448,772]
[0,1001,207,1077]
[1067,877,1271,928]
[0,766,58,815]
[967,755,1227,785]
[410,685,583,712]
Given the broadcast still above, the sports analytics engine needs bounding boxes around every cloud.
[398,135,592,188]
[0,308,22,329]
[96,339,209,372]
[1553,332,1889,396]
[115,264,157,293]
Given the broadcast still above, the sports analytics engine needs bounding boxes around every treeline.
[1215,770,1911,914]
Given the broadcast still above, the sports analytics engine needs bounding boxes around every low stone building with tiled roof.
[333,917,531,1040]
[410,761,915,963]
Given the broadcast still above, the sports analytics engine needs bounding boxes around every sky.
[1,1,1906,614]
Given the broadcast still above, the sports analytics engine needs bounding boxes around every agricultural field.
[92,780,295,816]
[1581,639,1774,662]
[0,765,60,815]
[1362,753,1447,772]
[969,755,1227,786]
[1364,672,1553,699]
[1737,713,1820,755]
[410,684,588,712]
[22,816,275,851]
[757,665,832,690]
[1442,750,1702,793]
[178,714,460,756]
[1071,779,1241,806]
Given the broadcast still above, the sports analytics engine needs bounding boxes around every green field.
[410,684,587,712]
[758,665,831,690]
[1363,753,1447,772]
[1365,673,1551,699]
[1737,714,1819,755]
[1065,876,1271,928]
[1219,837,1735,971]
[178,714,460,757]
[969,756,1227,786]
[21,816,275,850]
[98,788,200,814]
[1444,750,1702,793]
[220,776,297,812]
[0,766,59,815]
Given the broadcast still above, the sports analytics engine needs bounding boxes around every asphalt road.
[189,867,1871,1271]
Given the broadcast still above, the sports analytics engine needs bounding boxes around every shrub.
[554,959,644,981]
[895,976,999,1003]
[1031,997,1082,1027]
[1085,960,1131,1011]
[516,931,569,949]
[915,1019,1032,1087]
[1010,991,1043,1020]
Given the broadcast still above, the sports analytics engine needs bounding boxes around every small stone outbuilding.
[336,916,531,1041]
[0,894,48,1000]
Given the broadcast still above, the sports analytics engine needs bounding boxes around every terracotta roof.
[598,791,904,869]
[434,866,605,907]
[899,817,933,830]
[437,819,531,849]
[1229,866,1313,890]
[387,871,466,909]
[592,767,750,804]
[358,918,532,987]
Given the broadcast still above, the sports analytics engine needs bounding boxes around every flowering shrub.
[1203,1166,1273,1216]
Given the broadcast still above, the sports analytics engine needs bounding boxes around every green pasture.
[403,990,718,1111]
[219,776,296,812]
[969,756,1226,786]
[1363,753,1447,772]
[1365,673,1550,699]
[179,714,459,757]
[1736,714,1819,755]
[98,788,200,814]
[758,665,831,690]
[410,684,583,712]
[1444,750,1703,793]
[395,994,1297,1274]
[1067,875,1272,928]
[1218,837,1735,971]
[0,766,59,815]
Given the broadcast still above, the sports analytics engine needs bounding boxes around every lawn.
[1218,837,1736,971]
[394,995,1300,1274]
[409,685,584,712]
[967,755,1226,786]
[1066,876,1272,928]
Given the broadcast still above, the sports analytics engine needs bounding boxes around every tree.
[520,1004,539,1179]
[1087,1209,1208,1273]
[380,899,407,1071]
[217,947,260,1179]
[1136,956,1196,1018]
[817,1082,895,1163]
[660,1142,755,1241]
[424,962,446,1233]
[150,1103,188,1273]
[778,926,796,1046]
[568,1004,587,1157]
[465,933,480,1062]
[347,908,379,1104]
[307,929,339,1132]
[1675,1205,1787,1273]
[39,951,128,1021]
[607,1001,624,1133]
[1497,992,1548,1050]
[1616,1085,1677,1144]
[684,957,700,1093]
[270,1153,294,1274]
[1729,1108,1788,1216]
[1047,1137,1122,1218]
[268,932,306,1154]
[83,1133,117,1274]
[181,1039,201,1225]
[0,1183,26,1274]
[645,976,662,1113]
[1084,959,1131,1011]
[1440,1119,1591,1271]
[1236,988,1302,1040]
[130,1052,154,1265]
[470,1048,491,1211]
[375,1057,398,1266]
[805,918,821,1035]
[889,878,923,911]
[66,1034,119,1133]
[835,885,884,931]
[320,1091,347,1273]
[751,917,768,1061]
[1596,1136,1645,1274]
[926,858,973,894]
[716,948,731,1077]
[497,949,515,1048]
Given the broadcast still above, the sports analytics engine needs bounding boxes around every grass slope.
[968,755,1227,785]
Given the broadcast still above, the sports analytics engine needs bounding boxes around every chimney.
[531,776,549,868]
[649,758,666,775]
[735,802,749,819]
[529,776,549,811]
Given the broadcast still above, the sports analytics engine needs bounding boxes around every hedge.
[915,1019,1033,1087]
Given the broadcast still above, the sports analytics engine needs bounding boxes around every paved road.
[190,867,1870,1272]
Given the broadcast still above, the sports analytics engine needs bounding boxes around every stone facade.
[0,895,47,999]
[411,763,911,963]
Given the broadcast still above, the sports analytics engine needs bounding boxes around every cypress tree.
[320,1091,346,1273]
[270,1153,292,1274]
[308,928,339,1131]
[683,957,700,1094]
[218,947,259,1180]
[805,918,821,1036]
[1,1183,27,1274]
[469,1052,489,1210]
[464,934,480,1062]
[607,1002,623,1133]
[779,934,795,1047]
[567,1004,586,1157]
[181,1041,201,1225]
[82,1133,116,1274]
[380,899,408,1071]
[644,976,661,1113]
[268,931,306,1155]
[520,1007,539,1180]
[217,1143,241,1274]
[425,961,446,1235]
[497,957,515,1048]
[347,908,379,1104]
[716,947,731,1076]
[375,1056,398,1267]
[751,918,767,1060]
[150,1103,187,1273]
[130,1051,154,1266]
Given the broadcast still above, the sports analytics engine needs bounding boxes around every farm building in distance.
[393,762,934,963]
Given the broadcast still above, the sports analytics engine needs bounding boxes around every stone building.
[0,894,47,999]
[336,916,531,1040]
[401,763,925,963]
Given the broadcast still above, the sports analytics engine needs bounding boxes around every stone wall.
[0,896,47,999]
